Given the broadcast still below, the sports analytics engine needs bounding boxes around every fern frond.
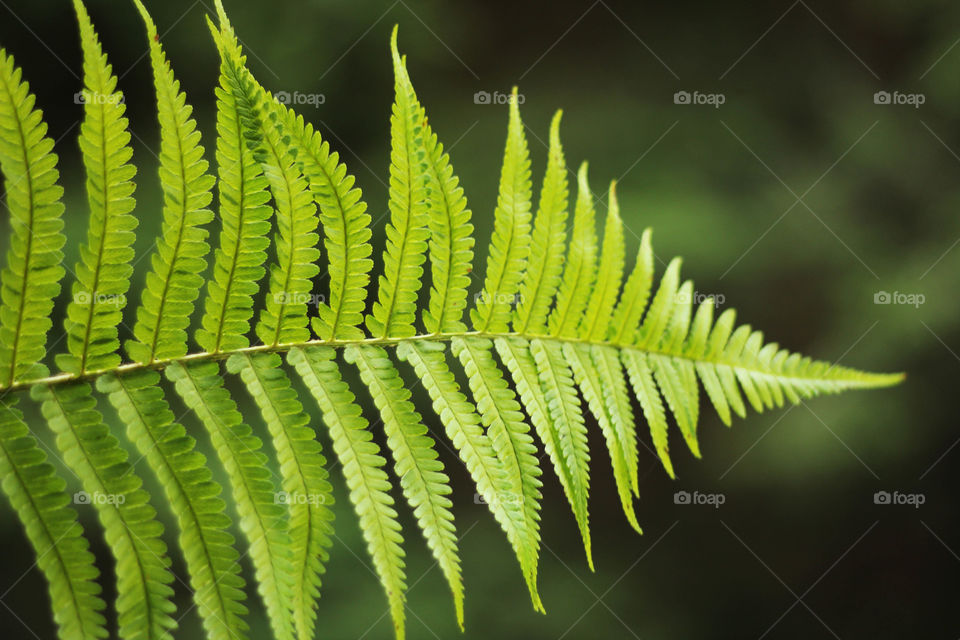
[98,371,248,640]
[610,228,654,344]
[33,381,177,640]
[0,398,106,640]
[126,0,214,365]
[58,0,138,376]
[0,49,66,387]
[209,19,320,349]
[635,257,682,349]
[228,353,333,640]
[366,28,429,339]
[452,336,544,611]
[496,336,593,569]
[621,350,673,478]
[548,162,596,337]
[0,13,906,640]
[471,88,532,333]
[346,345,464,627]
[289,346,407,640]
[167,361,296,640]
[592,344,640,494]
[588,205,644,487]
[514,111,568,334]
[274,107,372,342]
[395,341,542,606]
[196,18,272,354]
[531,339,592,554]
[699,308,747,421]
[564,342,642,533]
[414,68,474,335]
[649,280,701,456]
[579,181,624,341]
[687,307,734,428]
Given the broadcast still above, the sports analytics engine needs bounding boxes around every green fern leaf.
[635,257,682,349]
[58,0,138,376]
[564,342,642,533]
[649,280,701,456]
[167,361,296,640]
[395,340,542,608]
[579,181,625,341]
[366,28,430,339]
[452,336,544,611]
[684,298,736,427]
[346,344,464,626]
[548,162,596,337]
[0,49,66,387]
[610,228,654,344]
[196,18,272,354]
[528,338,592,552]
[98,371,248,640]
[592,344,641,494]
[0,397,107,640]
[228,352,334,640]
[496,336,593,569]
[410,62,475,335]
[289,346,408,640]
[514,111,568,334]
[275,107,373,342]
[33,381,177,640]
[621,350,674,478]
[471,88,532,333]
[126,0,214,365]
[208,19,320,348]
[0,13,906,640]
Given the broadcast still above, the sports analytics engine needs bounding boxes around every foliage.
[0,1,901,639]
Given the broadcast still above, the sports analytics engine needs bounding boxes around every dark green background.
[0,0,956,637]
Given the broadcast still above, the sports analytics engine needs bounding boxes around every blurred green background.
[0,0,957,637]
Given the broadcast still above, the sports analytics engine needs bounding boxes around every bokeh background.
[0,0,957,637]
